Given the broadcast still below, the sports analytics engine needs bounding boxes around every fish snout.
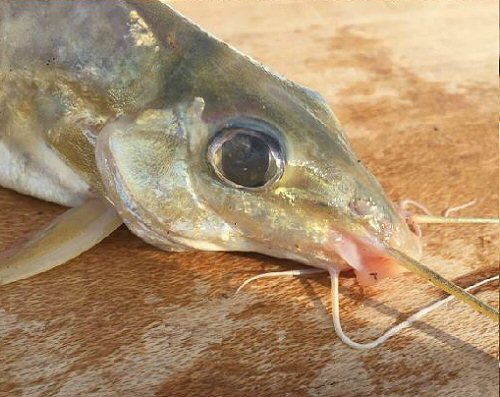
[321,194,422,285]
[386,217,423,260]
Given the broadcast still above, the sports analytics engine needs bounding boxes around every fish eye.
[207,127,284,189]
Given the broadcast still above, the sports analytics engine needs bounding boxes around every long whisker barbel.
[413,214,499,224]
[384,247,499,322]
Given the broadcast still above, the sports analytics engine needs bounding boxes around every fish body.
[0,0,421,285]
[0,0,173,206]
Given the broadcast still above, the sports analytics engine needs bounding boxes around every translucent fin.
[0,198,122,285]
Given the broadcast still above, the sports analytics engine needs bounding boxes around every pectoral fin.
[0,198,122,285]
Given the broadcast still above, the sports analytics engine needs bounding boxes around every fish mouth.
[323,224,422,286]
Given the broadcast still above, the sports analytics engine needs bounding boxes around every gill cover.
[96,98,246,252]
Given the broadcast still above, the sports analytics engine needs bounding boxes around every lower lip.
[323,231,407,286]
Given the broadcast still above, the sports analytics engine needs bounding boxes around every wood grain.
[1,1,498,396]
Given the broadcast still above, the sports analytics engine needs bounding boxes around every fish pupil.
[221,133,270,188]
[208,125,284,190]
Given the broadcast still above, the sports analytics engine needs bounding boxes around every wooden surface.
[1,1,499,396]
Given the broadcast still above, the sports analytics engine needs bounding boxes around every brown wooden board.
[1,1,498,396]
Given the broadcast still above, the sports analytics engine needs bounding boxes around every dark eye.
[208,128,284,189]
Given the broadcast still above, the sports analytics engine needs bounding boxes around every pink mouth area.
[326,232,407,286]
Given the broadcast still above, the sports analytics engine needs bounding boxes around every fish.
[0,0,497,330]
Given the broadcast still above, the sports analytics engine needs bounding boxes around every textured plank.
[0,1,498,396]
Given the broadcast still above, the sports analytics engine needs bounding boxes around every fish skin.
[0,0,421,283]
[1,0,174,202]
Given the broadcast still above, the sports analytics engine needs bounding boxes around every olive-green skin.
[0,0,420,277]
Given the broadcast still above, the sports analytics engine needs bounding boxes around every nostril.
[395,205,423,238]
[349,197,376,217]
[376,219,395,242]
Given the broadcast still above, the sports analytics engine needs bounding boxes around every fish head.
[95,14,421,284]
[96,95,420,285]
